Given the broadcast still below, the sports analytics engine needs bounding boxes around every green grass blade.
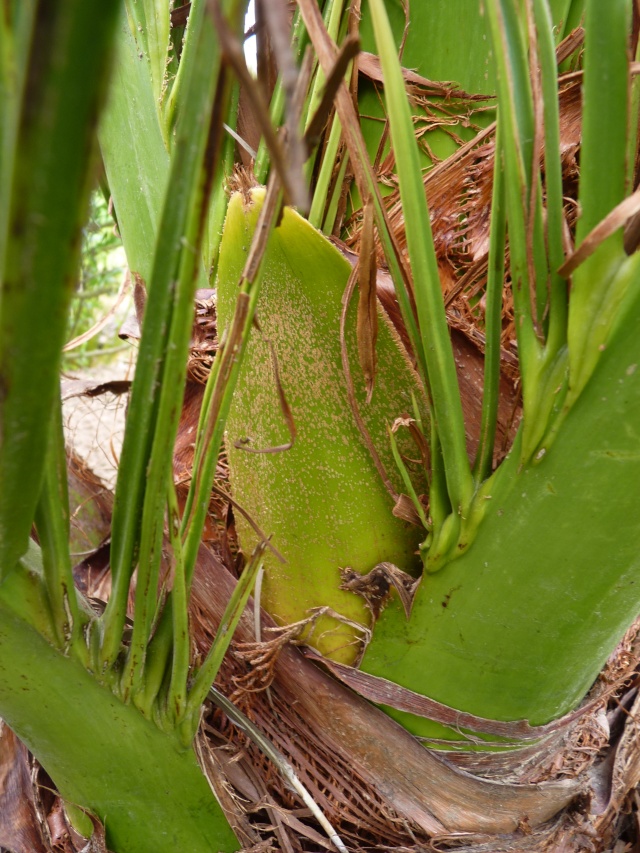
[138,0,171,111]
[183,541,266,733]
[484,0,572,462]
[559,0,586,41]
[0,0,121,578]
[0,1,36,272]
[166,473,189,723]
[484,0,540,368]
[367,0,473,517]
[535,0,568,357]
[98,10,170,286]
[473,120,507,482]
[33,393,84,658]
[102,0,243,677]
[575,0,629,242]
[566,0,631,401]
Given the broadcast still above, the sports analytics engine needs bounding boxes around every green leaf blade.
[0,0,121,577]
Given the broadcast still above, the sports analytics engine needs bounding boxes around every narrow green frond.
[0,0,121,577]
[368,0,473,519]
[473,121,507,482]
[566,0,632,401]
[101,0,243,677]
[34,394,85,659]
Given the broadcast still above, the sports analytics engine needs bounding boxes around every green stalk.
[321,150,349,234]
[308,104,344,230]
[0,0,121,578]
[0,559,238,853]
[368,0,474,552]
[388,427,430,530]
[473,120,507,483]
[484,0,541,373]
[304,0,343,133]
[535,0,568,358]
[102,0,244,676]
[0,0,36,270]
[363,256,640,740]
[484,0,571,463]
[566,0,631,401]
[138,0,171,110]
[182,540,266,740]
[204,81,240,272]
[558,0,586,42]
[33,394,86,660]
[167,474,189,723]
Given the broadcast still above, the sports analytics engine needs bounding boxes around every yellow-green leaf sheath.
[216,189,427,663]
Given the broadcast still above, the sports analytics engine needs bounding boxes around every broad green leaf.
[0,557,238,853]
[217,188,428,664]
[98,9,170,286]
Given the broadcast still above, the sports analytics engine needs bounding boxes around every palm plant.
[3,0,640,851]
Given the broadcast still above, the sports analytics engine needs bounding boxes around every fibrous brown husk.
[345,68,583,389]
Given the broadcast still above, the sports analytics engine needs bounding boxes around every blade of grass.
[566,0,631,401]
[485,0,571,463]
[0,0,121,578]
[208,685,348,853]
[473,120,507,483]
[33,393,87,661]
[135,0,172,112]
[183,541,267,736]
[101,0,244,674]
[535,0,568,359]
[98,8,170,285]
[368,0,473,516]
[387,427,429,530]
[485,0,540,371]
[0,1,36,271]
[204,81,239,272]
[166,472,189,724]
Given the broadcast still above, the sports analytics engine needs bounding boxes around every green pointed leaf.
[217,189,428,663]
[0,0,121,577]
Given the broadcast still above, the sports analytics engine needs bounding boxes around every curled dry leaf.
[0,722,48,853]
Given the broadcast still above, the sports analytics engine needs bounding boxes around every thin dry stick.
[559,187,640,277]
[63,270,131,351]
[213,2,296,207]
[208,687,349,853]
[303,34,361,148]
[258,0,309,212]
